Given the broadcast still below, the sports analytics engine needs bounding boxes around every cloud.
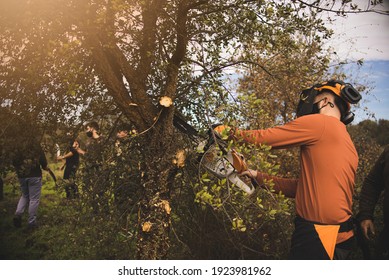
[324,1,389,61]
[355,61,389,122]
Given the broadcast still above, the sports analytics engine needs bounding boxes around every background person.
[112,123,137,214]
[357,145,389,259]
[12,138,49,229]
[76,121,106,213]
[57,139,80,199]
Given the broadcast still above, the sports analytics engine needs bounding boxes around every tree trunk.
[136,110,175,259]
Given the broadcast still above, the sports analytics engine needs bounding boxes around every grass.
[0,164,64,259]
[0,163,138,260]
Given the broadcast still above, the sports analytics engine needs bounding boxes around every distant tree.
[238,39,331,125]
[352,119,389,147]
[377,119,389,146]
[358,120,379,137]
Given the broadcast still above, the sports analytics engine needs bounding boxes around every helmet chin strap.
[316,97,352,124]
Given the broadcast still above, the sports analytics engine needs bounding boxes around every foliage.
[346,121,385,259]
[192,140,293,259]
[347,119,387,198]
[353,119,389,146]
[0,164,137,259]
[238,41,330,124]
[1,0,387,259]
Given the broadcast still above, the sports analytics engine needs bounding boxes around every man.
[233,80,361,259]
[112,123,137,214]
[357,145,389,259]
[12,138,49,229]
[77,121,102,159]
[77,121,106,173]
[57,139,80,199]
[0,177,3,201]
[76,121,106,212]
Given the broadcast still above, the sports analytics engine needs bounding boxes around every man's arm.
[234,114,325,149]
[39,147,49,171]
[358,151,385,221]
[357,149,386,239]
[240,169,298,198]
[57,151,74,160]
[76,147,86,155]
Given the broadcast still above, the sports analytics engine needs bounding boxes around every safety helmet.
[296,80,362,125]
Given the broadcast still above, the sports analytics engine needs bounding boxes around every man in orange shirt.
[234,81,361,259]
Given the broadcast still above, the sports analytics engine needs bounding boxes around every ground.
[0,164,62,260]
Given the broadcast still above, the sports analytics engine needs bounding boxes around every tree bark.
[77,0,189,259]
[136,109,176,259]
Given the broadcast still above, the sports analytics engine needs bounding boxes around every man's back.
[236,114,358,223]
[295,114,358,224]
[12,141,47,178]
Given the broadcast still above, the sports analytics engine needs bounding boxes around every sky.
[324,0,389,123]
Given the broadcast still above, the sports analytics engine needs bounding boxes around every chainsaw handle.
[229,150,248,173]
[228,173,255,195]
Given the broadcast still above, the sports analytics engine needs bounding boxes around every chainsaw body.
[200,136,255,195]
[172,114,254,195]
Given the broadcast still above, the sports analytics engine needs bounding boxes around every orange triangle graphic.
[314,224,340,260]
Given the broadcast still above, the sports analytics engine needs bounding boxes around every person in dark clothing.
[76,121,106,212]
[357,145,389,259]
[0,177,3,201]
[57,139,80,199]
[12,139,49,228]
[0,178,4,200]
[112,123,137,214]
[77,121,103,168]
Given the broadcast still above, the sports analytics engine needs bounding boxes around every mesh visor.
[296,88,317,117]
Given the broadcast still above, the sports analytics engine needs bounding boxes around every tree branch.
[297,0,389,15]
[137,0,168,80]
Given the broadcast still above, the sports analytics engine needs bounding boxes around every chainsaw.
[173,113,255,195]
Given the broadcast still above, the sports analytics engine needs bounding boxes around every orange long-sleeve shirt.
[236,114,358,230]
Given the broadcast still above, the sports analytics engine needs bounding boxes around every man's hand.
[213,125,231,139]
[239,169,258,179]
[360,219,375,240]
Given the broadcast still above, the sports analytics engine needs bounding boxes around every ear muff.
[341,111,355,125]
[311,80,362,125]
[341,84,361,104]
[333,94,348,121]
[315,80,362,105]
